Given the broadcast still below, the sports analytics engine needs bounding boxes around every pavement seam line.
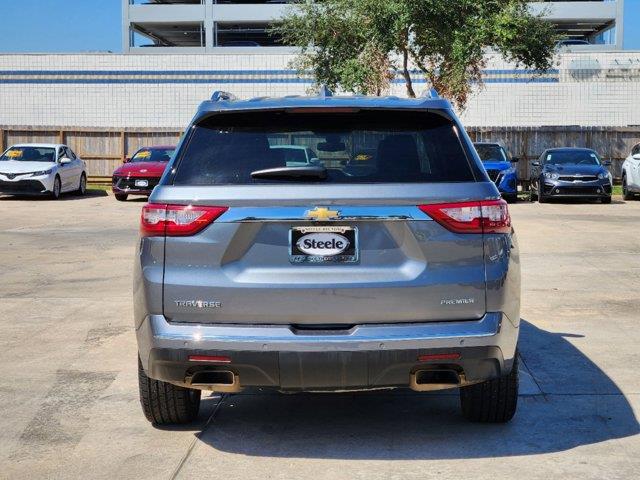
[169,393,227,480]
[518,352,547,398]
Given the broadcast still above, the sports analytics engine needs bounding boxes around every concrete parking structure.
[0,194,638,479]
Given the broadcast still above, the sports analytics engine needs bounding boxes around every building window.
[130,22,206,48]
[215,22,282,47]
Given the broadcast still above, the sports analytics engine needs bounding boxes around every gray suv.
[134,91,521,425]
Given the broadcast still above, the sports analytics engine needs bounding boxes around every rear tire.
[460,354,519,423]
[115,193,128,202]
[138,357,201,425]
[601,196,612,204]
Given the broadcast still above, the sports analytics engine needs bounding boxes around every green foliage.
[275,0,558,108]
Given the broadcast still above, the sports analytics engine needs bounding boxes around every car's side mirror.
[123,157,131,163]
[309,157,321,165]
[603,160,612,166]
[59,157,72,165]
[632,154,640,160]
[511,157,519,163]
[531,161,541,167]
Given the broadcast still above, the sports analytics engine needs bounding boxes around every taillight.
[418,199,511,234]
[141,203,228,237]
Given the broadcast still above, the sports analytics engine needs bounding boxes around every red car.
[112,146,175,201]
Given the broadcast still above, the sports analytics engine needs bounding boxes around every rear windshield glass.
[172,111,476,185]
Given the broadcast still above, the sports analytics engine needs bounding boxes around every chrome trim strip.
[217,206,429,223]
[140,313,503,353]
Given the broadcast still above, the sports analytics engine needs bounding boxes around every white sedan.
[0,143,87,199]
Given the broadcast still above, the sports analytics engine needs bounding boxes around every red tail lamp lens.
[141,203,228,237]
[418,199,511,234]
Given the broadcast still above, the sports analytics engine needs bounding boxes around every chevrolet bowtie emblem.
[305,207,340,221]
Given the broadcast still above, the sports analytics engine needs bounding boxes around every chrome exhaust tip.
[410,369,461,392]
[188,370,241,393]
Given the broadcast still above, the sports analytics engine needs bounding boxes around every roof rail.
[421,87,440,99]
[211,90,237,102]
[317,84,333,98]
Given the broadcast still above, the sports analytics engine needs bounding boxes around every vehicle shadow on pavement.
[190,320,639,460]
[532,197,625,205]
[0,189,108,201]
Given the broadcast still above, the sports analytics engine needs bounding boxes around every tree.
[275,0,558,108]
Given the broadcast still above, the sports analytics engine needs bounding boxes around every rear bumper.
[137,312,519,391]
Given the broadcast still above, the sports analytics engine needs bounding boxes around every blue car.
[474,142,519,203]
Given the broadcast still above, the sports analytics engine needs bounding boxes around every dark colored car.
[474,142,519,203]
[529,148,612,203]
[112,146,175,201]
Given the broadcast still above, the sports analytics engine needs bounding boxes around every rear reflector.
[418,199,511,234]
[188,355,231,363]
[141,203,228,237]
[418,353,461,362]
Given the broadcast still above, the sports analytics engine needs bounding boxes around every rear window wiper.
[250,166,327,180]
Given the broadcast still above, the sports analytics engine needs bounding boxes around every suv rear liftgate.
[134,92,521,425]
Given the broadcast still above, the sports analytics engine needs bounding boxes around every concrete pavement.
[0,192,638,479]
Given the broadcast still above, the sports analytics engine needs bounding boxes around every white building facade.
[1,50,639,129]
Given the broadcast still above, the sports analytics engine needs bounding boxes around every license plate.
[135,179,149,187]
[290,226,358,264]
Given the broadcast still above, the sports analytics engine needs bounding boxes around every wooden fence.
[1,125,638,181]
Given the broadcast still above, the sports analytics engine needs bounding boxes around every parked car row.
[0,140,638,205]
[473,142,637,204]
